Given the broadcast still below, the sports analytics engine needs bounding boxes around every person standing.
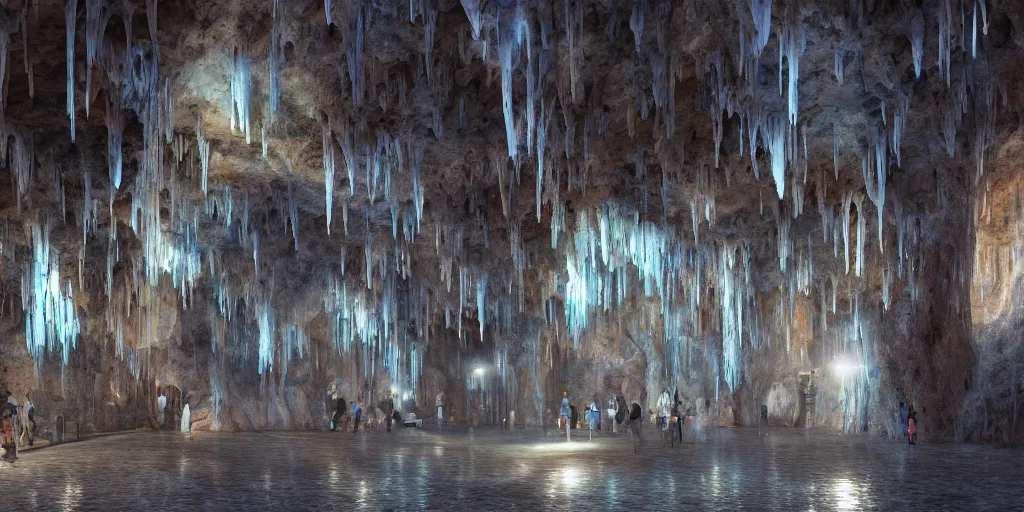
[435,393,444,430]
[381,394,396,432]
[899,402,908,440]
[627,402,643,451]
[21,393,35,447]
[907,405,918,445]
[657,388,672,431]
[672,390,683,443]
[1,391,18,463]
[559,392,571,431]
[351,400,363,432]
[608,397,618,434]
[587,395,600,432]
[330,392,346,431]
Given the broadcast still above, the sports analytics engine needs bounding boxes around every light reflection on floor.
[1,427,1021,510]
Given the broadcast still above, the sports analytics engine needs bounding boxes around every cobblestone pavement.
[1,426,1022,511]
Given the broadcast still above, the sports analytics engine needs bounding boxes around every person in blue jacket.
[351,400,363,432]
[559,392,571,430]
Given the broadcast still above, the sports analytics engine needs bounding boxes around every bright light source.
[832,360,861,377]
[390,386,398,395]
[474,367,484,375]
[402,392,410,400]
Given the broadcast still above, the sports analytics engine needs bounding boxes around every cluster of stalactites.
[230,47,253,145]
[22,218,80,368]
[320,269,431,387]
[556,201,769,395]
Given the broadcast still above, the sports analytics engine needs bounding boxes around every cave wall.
[1,0,1024,443]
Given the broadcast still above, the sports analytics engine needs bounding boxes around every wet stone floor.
[1,426,1022,511]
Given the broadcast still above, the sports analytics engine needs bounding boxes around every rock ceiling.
[1,0,1023,407]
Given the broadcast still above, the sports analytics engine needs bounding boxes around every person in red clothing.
[907,405,918,445]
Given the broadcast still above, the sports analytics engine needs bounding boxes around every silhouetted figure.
[907,405,918,445]
[899,402,908,440]
[672,390,683,443]
[380,396,396,432]
[627,402,643,450]
[570,405,579,430]
[351,401,362,432]
[330,395,347,431]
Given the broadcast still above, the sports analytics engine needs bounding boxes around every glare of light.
[529,442,599,453]
[58,481,82,512]
[832,359,862,377]
[561,468,583,489]
[833,478,859,510]
[390,386,398,395]
[402,392,410,400]
[474,367,484,375]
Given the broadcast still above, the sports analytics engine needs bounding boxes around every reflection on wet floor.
[1,427,1021,511]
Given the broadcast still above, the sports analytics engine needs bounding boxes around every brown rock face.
[0,0,1022,441]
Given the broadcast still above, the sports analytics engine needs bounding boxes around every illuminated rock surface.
[4,429,1024,510]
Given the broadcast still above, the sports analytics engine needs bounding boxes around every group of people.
[1,390,35,463]
[557,389,693,448]
[329,389,364,433]
[557,393,644,433]
[656,388,686,443]
[327,384,443,432]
